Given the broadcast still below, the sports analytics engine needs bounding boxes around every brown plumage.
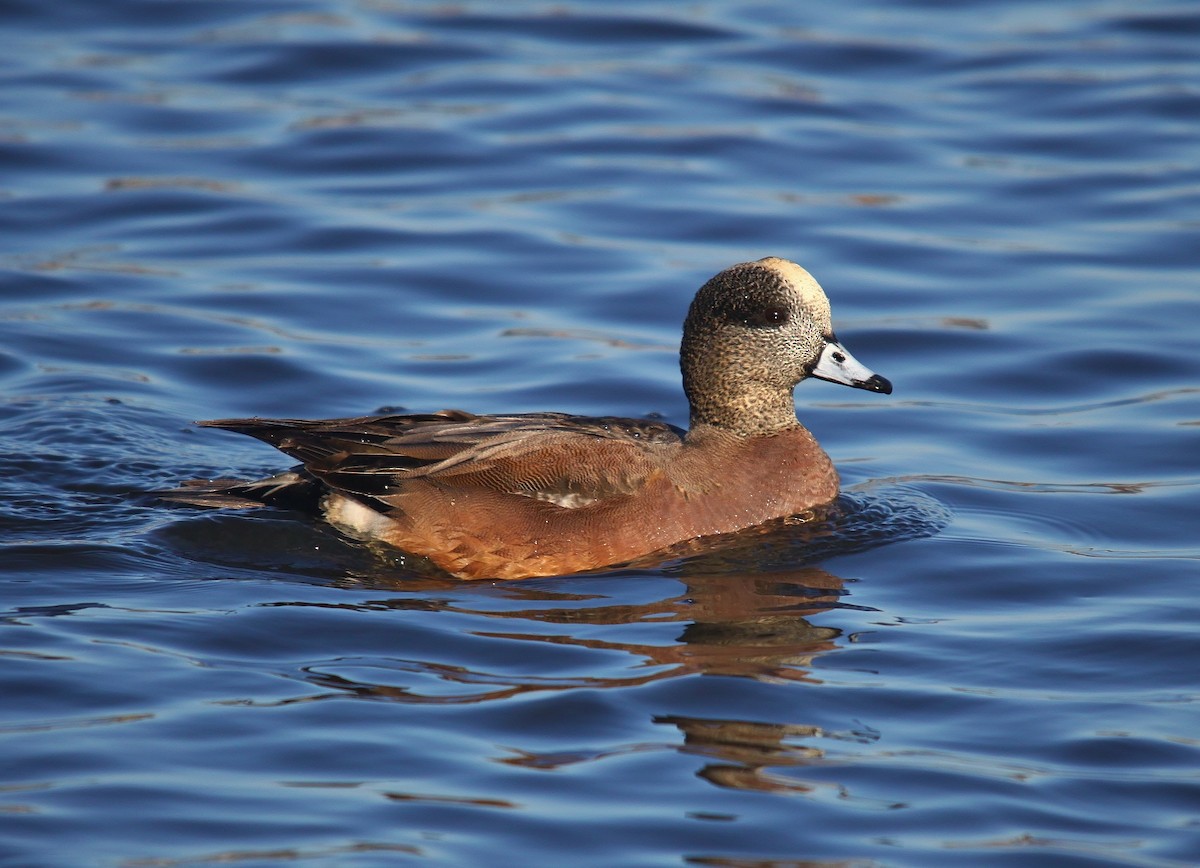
[164,257,891,580]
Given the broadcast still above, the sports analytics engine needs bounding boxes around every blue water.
[3,1,1199,865]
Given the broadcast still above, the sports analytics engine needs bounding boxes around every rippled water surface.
[3,1,1198,865]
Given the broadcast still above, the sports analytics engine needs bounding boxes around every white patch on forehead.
[755,256,832,323]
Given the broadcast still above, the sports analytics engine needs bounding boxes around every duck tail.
[158,469,323,512]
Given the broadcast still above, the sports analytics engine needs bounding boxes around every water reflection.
[270,562,854,710]
[475,567,848,682]
[662,716,833,795]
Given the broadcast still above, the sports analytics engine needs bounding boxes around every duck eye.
[745,306,790,328]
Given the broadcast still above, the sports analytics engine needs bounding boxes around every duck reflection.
[292,561,849,705]
[495,712,863,797]
[658,715,826,794]
[463,564,848,682]
[653,714,881,796]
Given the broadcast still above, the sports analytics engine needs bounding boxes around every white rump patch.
[323,493,396,538]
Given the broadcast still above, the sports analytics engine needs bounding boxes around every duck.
[165,257,891,580]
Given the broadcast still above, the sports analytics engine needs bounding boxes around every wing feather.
[199,410,684,508]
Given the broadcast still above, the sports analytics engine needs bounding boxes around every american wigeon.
[166,257,891,580]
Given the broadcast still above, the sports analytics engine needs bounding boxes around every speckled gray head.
[681,256,891,434]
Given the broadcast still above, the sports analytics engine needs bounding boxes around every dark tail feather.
[158,470,324,512]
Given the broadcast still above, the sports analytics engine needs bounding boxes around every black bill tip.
[859,373,892,395]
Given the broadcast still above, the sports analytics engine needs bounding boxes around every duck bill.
[811,337,892,394]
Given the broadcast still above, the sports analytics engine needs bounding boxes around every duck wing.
[199,410,685,508]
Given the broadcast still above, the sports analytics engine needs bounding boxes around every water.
[2,1,1198,865]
